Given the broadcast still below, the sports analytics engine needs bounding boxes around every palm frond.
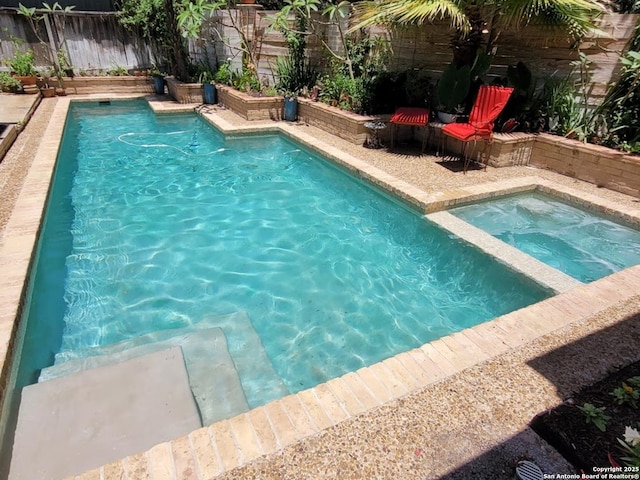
[350,0,467,32]
[498,0,604,37]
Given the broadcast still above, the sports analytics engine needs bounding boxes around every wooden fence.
[0,7,637,103]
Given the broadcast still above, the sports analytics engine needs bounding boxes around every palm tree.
[351,0,604,67]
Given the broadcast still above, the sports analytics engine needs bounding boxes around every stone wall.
[216,85,283,121]
[530,134,640,198]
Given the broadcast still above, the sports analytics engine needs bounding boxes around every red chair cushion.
[442,86,514,141]
[390,107,429,126]
[442,122,492,141]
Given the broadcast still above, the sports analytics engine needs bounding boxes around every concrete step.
[49,311,288,410]
[41,327,249,425]
[10,347,201,480]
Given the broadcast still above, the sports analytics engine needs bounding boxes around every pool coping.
[1,95,640,479]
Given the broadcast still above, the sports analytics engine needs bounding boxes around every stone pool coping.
[1,94,640,479]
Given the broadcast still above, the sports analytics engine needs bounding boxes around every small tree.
[18,2,74,89]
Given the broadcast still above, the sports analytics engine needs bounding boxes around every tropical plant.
[594,28,640,153]
[351,0,603,68]
[5,49,36,76]
[17,2,74,88]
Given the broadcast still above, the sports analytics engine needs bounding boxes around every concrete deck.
[1,94,639,479]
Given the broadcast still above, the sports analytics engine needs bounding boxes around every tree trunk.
[164,0,190,81]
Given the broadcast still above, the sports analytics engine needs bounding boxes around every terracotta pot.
[41,87,56,98]
[22,84,40,95]
[239,0,256,4]
[55,87,67,96]
[13,75,37,86]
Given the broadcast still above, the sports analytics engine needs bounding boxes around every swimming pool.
[449,192,640,283]
[17,99,550,415]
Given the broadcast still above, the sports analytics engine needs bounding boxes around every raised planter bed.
[531,358,640,473]
[531,133,640,198]
[166,77,203,104]
[62,76,154,95]
[216,85,283,121]
[298,99,380,145]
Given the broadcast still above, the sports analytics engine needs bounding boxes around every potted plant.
[5,49,38,92]
[0,72,22,93]
[40,72,56,97]
[150,67,166,95]
[199,70,217,104]
[436,63,471,123]
[282,90,299,122]
[18,3,74,95]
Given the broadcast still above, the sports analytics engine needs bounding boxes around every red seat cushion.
[390,107,429,126]
[442,122,493,141]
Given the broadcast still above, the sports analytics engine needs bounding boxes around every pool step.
[49,311,288,411]
[11,347,202,480]
[41,327,249,425]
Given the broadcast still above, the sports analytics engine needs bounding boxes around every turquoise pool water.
[450,192,640,283]
[19,100,550,409]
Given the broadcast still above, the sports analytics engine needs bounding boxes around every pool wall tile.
[325,377,367,416]
[262,400,299,448]
[148,442,175,480]
[170,435,198,480]
[209,420,241,471]
[229,413,262,463]
[245,407,278,454]
[339,373,381,410]
[125,451,150,479]
[312,383,350,424]
[189,426,221,478]
[368,362,408,398]
[295,389,335,430]
[278,395,318,436]
[354,367,393,403]
[381,356,421,391]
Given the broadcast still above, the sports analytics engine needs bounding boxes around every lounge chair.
[441,85,514,172]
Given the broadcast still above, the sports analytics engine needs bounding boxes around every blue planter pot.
[153,76,165,95]
[283,96,298,121]
[203,83,217,104]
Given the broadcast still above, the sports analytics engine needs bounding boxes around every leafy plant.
[18,2,74,88]
[0,71,22,92]
[214,60,234,86]
[577,403,611,432]
[611,381,640,408]
[106,65,129,76]
[595,44,640,154]
[6,49,36,76]
[319,73,366,113]
[437,63,471,113]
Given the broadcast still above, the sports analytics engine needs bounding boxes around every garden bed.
[531,359,640,473]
